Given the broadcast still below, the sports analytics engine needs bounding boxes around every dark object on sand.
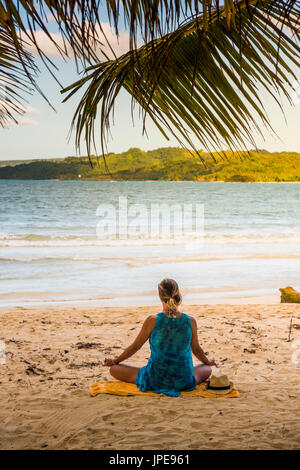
[76,342,102,349]
[280,287,300,303]
[287,317,293,342]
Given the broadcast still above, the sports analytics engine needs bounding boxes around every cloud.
[18,104,40,115]
[5,117,39,127]
[2,103,40,127]
[21,30,69,58]
[18,117,39,126]
[45,13,56,23]
[21,22,132,60]
[95,23,132,59]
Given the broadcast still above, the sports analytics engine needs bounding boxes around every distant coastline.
[1,147,300,182]
[2,180,300,184]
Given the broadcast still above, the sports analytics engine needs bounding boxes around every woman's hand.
[101,358,117,367]
[207,357,218,367]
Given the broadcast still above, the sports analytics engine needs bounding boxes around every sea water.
[1,180,300,306]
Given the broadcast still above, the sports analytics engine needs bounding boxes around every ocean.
[1,180,300,306]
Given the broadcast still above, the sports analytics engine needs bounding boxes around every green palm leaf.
[0,0,110,124]
[61,0,300,161]
[1,0,300,159]
[0,26,35,126]
[0,0,204,110]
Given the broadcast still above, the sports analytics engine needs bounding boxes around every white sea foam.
[1,180,300,306]
[1,232,300,247]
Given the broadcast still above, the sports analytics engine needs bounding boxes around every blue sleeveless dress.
[135,312,196,397]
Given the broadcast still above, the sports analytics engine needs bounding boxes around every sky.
[1,7,300,160]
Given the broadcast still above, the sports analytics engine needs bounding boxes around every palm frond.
[0,0,289,125]
[0,26,35,126]
[0,0,120,126]
[61,0,300,161]
[1,0,300,153]
[0,1,208,99]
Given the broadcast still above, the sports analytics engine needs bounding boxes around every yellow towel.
[90,380,239,398]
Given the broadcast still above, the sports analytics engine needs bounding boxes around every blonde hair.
[158,278,182,315]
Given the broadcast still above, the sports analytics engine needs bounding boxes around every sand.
[0,303,300,450]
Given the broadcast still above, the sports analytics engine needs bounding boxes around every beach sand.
[0,303,300,450]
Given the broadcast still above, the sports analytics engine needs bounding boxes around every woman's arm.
[102,315,156,366]
[190,316,218,367]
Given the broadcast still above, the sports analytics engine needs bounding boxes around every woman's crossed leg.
[109,363,140,384]
[109,363,211,385]
[193,364,212,385]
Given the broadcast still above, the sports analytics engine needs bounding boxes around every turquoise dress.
[136,312,196,397]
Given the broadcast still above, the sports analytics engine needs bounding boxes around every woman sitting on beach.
[101,278,217,397]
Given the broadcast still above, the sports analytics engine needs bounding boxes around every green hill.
[1,147,300,182]
[0,157,64,168]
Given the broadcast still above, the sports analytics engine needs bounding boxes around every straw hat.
[205,373,234,395]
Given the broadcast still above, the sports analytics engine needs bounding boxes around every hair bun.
[158,278,182,310]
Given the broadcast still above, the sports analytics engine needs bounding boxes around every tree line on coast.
[1,147,300,182]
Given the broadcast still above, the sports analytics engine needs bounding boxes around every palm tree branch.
[61,0,300,163]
